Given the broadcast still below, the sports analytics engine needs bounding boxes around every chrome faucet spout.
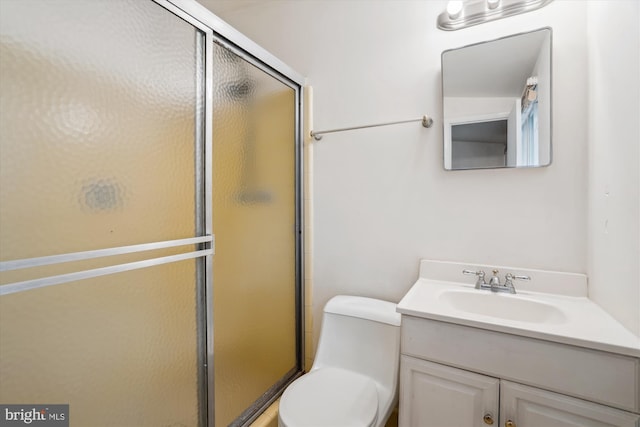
[488,269,501,291]
[464,268,532,294]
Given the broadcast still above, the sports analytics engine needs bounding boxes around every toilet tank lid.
[324,296,401,326]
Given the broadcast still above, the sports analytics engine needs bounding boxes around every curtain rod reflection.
[310,115,433,141]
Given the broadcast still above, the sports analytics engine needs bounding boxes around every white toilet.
[278,295,402,427]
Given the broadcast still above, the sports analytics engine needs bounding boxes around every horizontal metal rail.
[0,236,213,272]
[310,115,433,141]
[0,249,213,296]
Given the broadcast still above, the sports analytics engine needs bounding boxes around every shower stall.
[0,1,304,425]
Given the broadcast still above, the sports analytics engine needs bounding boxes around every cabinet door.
[501,381,640,427]
[399,355,499,427]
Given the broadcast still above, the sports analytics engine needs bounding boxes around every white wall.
[444,96,516,119]
[587,1,640,336]
[208,0,591,347]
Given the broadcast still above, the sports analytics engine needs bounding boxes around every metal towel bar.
[310,115,433,141]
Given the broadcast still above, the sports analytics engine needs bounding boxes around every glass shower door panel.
[0,0,199,260]
[0,0,207,425]
[212,42,297,426]
[0,261,199,426]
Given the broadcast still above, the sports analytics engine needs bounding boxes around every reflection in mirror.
[442,28,552,170]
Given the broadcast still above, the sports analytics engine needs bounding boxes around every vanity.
[396,260,640,427]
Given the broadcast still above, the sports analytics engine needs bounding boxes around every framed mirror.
[442,28,552,170]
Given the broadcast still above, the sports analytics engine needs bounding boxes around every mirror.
[442,28,552,170]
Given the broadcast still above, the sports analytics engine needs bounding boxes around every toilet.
[278,295,402,427]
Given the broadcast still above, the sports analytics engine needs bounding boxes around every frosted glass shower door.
[212,42,300,426]
[0,1,212,425]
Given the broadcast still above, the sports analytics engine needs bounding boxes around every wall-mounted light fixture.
[438,0,553,31]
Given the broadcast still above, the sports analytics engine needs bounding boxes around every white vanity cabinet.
[500,381,640,427]
[398,316,640,427]
[400,356,499,427]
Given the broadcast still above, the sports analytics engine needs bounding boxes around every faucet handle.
[503,273,531,293]
[505,273,531,282]
[463,269,485,277]
[463,269,486,288]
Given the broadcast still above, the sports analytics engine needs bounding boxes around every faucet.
[462,269,490,290]
[502,273,531,294]
[488,269,501,289]
[463,269,531,294]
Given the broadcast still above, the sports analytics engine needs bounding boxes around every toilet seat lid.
[279,367,378,427]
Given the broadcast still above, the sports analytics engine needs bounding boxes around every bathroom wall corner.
[586,0,640,337]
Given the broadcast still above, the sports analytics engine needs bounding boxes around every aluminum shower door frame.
[161,1,306,425]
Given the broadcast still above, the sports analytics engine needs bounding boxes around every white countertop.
[397,278,640,358]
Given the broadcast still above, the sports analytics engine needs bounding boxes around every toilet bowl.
[279,295,402,427]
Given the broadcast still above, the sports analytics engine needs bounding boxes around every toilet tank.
[311,296,402,391]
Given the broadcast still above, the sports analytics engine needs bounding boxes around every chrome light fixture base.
[438,0,554,31]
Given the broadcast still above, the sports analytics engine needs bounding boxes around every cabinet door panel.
[501,381,640,427]
[399,355,499,427]
[401,316,639,412]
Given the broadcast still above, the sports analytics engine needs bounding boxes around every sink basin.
[397,268,640,357]
[438,289,567,324]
